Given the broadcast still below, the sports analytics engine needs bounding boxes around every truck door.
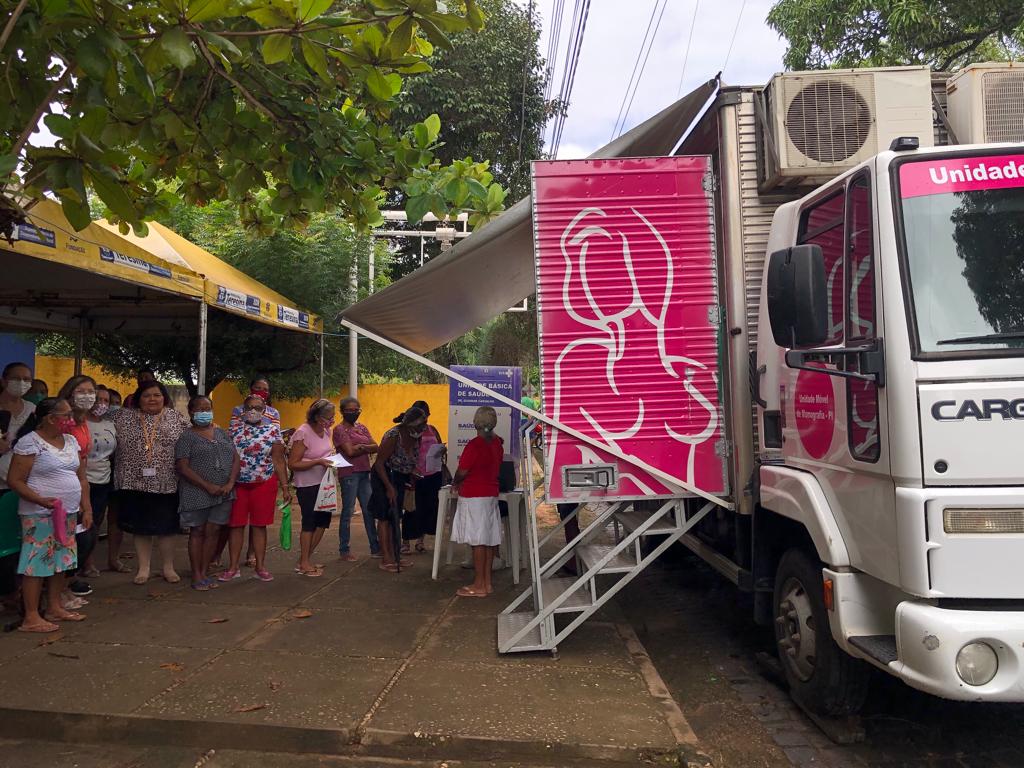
[781,173,898,583]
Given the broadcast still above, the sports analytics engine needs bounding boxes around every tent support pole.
[197,301,208,396]
[339,319,733,510]
[319,333,325,398]
[348,246,359,398]
[74,313,85,375]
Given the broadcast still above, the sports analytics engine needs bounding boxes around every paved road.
[621,548,1024,768]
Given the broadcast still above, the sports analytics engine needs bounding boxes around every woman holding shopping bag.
[369,407,425,573]
[288,399,336,577]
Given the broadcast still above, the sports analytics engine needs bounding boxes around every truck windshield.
[899,153,1024,355]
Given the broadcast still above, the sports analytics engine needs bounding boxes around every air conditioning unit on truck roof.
[759,66,934,190]
[945,62,1024,144]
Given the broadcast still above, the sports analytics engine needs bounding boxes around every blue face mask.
[192,411,214,427]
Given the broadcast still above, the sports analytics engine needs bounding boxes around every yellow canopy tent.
[96,219,324,393]
[0,198,205,340]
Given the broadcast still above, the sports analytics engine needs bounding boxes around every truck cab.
[756,143,1024,708]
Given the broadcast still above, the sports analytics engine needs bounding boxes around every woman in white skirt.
[450,406,504,597]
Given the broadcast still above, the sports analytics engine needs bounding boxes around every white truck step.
[497,611,549,652]
[576,543,637,574]
[541,576,594,612]
[615,508,677,535]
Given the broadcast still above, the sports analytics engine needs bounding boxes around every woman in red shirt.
[450,406,503,597]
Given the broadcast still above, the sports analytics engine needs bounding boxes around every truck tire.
[773,547,870,716]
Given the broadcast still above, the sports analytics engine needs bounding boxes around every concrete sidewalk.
[0,515,696,766]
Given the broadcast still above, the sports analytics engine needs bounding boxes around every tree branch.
[0,0,29,55]
[11,67,71,158]
[193,32,281,124]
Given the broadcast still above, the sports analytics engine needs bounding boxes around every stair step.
[497,611,549,652]
[541,577,593,612]
[576,543,637,574]
[615,509,677,535]
[849,634,898,665]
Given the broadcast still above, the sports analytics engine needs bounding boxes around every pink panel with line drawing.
[531,156,727,502]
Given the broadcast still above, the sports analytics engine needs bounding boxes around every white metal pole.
[319,333,325,398]
[197,301,208,396]
[74,313,84,375]
[348,249,359,398]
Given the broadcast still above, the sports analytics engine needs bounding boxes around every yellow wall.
[210,382,450,443]
[33,356,450,442]
[33,357,137,400]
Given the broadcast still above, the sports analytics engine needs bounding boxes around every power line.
[610,0,661,141]
[614,0,668,140]
[549,0,592,158]
[515,0,536,181]
[543,0,565,102]
[722,0,748,75]
[676,0,701,98]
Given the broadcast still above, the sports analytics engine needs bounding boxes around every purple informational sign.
[447,365,522,471]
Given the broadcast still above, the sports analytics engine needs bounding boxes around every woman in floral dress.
[6,398,93,632]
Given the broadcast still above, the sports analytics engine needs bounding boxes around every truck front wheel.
[773,548,870,716]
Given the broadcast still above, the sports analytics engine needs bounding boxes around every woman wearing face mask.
[0,362,37,500]
[287,399,337,577]
[112,380,190,585]
[24,379,48,405]
[333,397,380,561]
[175,396,240,591]
[78,385,117,578]
[369,407,425,573]
[6,398,92,631]
[56,375,97,598]
[228,395,291,580]
[229,378,281,430]
[400,400,445,555]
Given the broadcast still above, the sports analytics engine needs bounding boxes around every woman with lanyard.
[288,399,337,577]
[176,395,240,590]
[368,407,425,573]
[112,380,190,585]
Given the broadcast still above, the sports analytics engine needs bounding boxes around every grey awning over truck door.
[342,77,719,354]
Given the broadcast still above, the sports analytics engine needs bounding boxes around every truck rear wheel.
[773,548,870,716]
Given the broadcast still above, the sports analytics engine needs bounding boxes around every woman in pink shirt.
[333,397,380,560]
[287,399,336,577]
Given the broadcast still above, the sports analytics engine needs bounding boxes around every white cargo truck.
[342,63,1024,716]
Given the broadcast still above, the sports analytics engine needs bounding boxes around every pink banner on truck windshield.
[900,154,1024,198]
[531,156,726,502]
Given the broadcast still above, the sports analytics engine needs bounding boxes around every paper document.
[425,443,446,474]
[327,453,352,469]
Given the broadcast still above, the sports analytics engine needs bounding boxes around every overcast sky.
[520,0,789,158]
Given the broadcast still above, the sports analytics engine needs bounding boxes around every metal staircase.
[498,421,714,654]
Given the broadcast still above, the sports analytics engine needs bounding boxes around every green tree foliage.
[391,0,550,200]
[0,0,507,238]
[767,0,1024,71]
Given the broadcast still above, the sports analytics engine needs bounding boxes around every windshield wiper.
[937,331,1024,345]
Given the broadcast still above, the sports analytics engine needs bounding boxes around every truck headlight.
[955,642,998,686]
[943,508,1024,534]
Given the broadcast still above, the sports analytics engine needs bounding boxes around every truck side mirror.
[766,244,828,348]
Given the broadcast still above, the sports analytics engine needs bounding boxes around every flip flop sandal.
[296,568,323,577]
[415,543,427,553]
[191,581,211,591]
[18,621,59,633]
[399,545,412,555]
[53,611,86,622]
[379,564,399,573]
[398,559,413,568]
[108,562,131,573]
[456,587,488,598]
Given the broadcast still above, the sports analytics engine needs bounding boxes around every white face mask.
[243,409,263,424]
[73,392,96,410]
[4,380,31,397]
